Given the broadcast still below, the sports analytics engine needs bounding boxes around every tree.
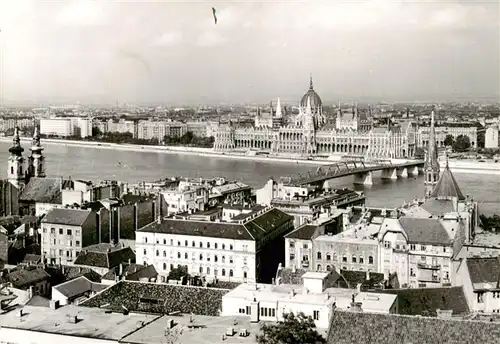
[92,126,102,137]
[167,265,189,281]
[480,214,500,232]
[452,134,471,152]
[444,134,455,147]
[477,130,485,149]
[256,312,326,344]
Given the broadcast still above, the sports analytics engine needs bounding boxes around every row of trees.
[163,131,214,148]
[444,134,471,152]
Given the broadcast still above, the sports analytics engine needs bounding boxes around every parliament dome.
[300,76,322,108]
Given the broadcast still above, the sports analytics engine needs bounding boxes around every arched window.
[144,237,148,243]
[143,261,147,266]
[163,239,166,244]
[369,256,374,264]
[170,239,174,246]
[229,269,233,277]
[230,244,233,250]
[317,252,322,260]
[317,264,322,271]
[326,265,332,271]
[352,255,357,263]
[163,263,166,270]
[222,256,225,263]
[359,256,364,264]
[222,244,226,250]
[222,269,226,276]
[199,266,203,273]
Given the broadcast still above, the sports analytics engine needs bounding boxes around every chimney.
[119,263,123,276]
[157,215,162,225]
[28,286,34,299]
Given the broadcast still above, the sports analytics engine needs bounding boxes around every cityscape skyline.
[0,1,498,106]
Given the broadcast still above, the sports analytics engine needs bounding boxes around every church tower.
[7,127,26,189]
[424,109,440,198]
[28,125,45,179]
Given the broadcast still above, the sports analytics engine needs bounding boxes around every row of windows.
[293,253,374,265]
[44,228,80,236]
[144,237,234,250]
[43,238,80,247]
[237,307,318,321]
[161,263,237,277]
[150,249,238,264]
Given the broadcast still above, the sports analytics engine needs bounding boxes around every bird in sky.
[212,7,217,25]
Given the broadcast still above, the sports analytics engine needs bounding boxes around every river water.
[0,142,498,215]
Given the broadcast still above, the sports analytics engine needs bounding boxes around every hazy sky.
[0,0,498,105]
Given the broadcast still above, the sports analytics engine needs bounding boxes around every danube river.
[0,142,498,215]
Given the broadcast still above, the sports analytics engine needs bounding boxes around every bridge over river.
[280,159,425,186]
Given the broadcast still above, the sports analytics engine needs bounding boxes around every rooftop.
[421,198,456,215]
[6,267,50,289]
[430,164,465,200]
[399,217,452,246]
[466,257,500,289]
[18,177,73,204]
[53,276,107,300]
[0,305,158,341]
[74,245,135,269]
[42,208,92,226]
[328,310,500,344]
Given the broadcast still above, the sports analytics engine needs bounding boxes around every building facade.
[213,77,418,159]
[485,125,499,149]
[418,126,478,148]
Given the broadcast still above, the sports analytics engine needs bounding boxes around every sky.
[0,0,498,105]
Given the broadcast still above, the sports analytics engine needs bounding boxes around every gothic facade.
[213,77,418,160]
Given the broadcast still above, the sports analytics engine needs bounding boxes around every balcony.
[417,263,440,270]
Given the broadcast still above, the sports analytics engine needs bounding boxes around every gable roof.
[379,286,469,317]
[431,164,465,200]
[79,280,230,316]
[74,246,135,269]
[139,208,293,242]
[398,217,452,246]
[19,177,73,204]
[328,310,500,344]
[101,263,156,281]
[466,257,500,288]
[53,276,107,299]
[6,267,50,289]
[42,208,92,226]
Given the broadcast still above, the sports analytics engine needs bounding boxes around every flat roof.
[123,314,261,344]
[0,305,158,341]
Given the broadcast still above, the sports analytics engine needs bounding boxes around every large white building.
[40,117,93,138]
[221,271,397,329]
[485,125,499,149]
[135,207,294,284]
[160,184,209,216]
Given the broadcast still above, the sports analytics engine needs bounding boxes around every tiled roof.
[431,165,465,200]
[139,208,293,242]
[21,254,41,264]
[6,267,50,289]
[45,265,102,285]
[276,267,308,285]
[379,287,469,317]
[42,208,92,226]
[80,280,229,316]
[328,310,500,344]
[18,177,73,204]
[53,276,107,299]
[421,199,456,215]
[74,246,135,269]
[466,257,500,287]
[338,270,385,289]
[101,263,157,282]
[399,217,452,246]
[285,224,318,240]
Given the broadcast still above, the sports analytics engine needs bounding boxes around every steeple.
[430,153,464,201]
[275,98,282,118]
[424,109,440,198]
[309,74,314,90]
[29,123,45,179]
[7,127,26,189]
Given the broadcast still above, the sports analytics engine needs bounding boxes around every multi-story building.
[257,178,365,227]
[40,117,92,138]
[186,121,208,137]
[456,257,500,313]
[41,208,98,265]
[160,185,209,215]
[107,118,136,137]
[418,125,478,148]
[214,76,418,159]
[485,125,499,149]
[135,206,294,284]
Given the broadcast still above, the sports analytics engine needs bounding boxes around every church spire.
[275,97,282,118]
[424,108,440,198]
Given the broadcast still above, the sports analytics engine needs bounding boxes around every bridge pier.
[397,167,408,178]
[406,166,419,176]
[380,168,397,180]
[353,171,373,186]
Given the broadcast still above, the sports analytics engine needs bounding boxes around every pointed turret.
[275,98,282,118]
[430,154,464,201]
[28,124,45,179]
[424,109,440,198]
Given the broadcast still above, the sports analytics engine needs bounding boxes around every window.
[143,249,146,255]
[199,266,203,273]
[222,244,226,250]
[75,230,80,236]
[43,228,47,233]
[326,265,332,271]
[342,255,347,263]
[359,256,364,264]
[76,240,80,247]
[384,241,391,249]
[215,269,218,276]
[352,256,357,263]
[317,264,322,270]
[156,250,159,256]
[303,243,308,249]
[317,252,322,260]
[207,267,210,274]
[185,240,188,246]
[222,269,226,276]
[244,271,247,279]
[192,241,195,247]
[51,228,55,234]
[289,241,295,248]
[59,228,63,235]
[199,254,203,260]
[443,247,447,252]
[369,256,374,264]
[215,243,218,249]
[177,241,181,246]
[421,245,426,251]
[326,254,331,261]
[184,253,188,259]
[493,292,500,299]
[214,255,218,262]
[290,253,295,260]
[410,268,415,277]
[313,310,320,320]
[177,252,181,258]
[222,256,226,263]
[229,269,233,277]
[230,244,233,250]
[163,263,166,270]
[229,257,233,264]
[163,239,166,244]
[144,261,147,266]
[170,239,174,246]
[207,242,211,249]
[477,292,484,303]
[163,251,166,257]
[410,244,416,250]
